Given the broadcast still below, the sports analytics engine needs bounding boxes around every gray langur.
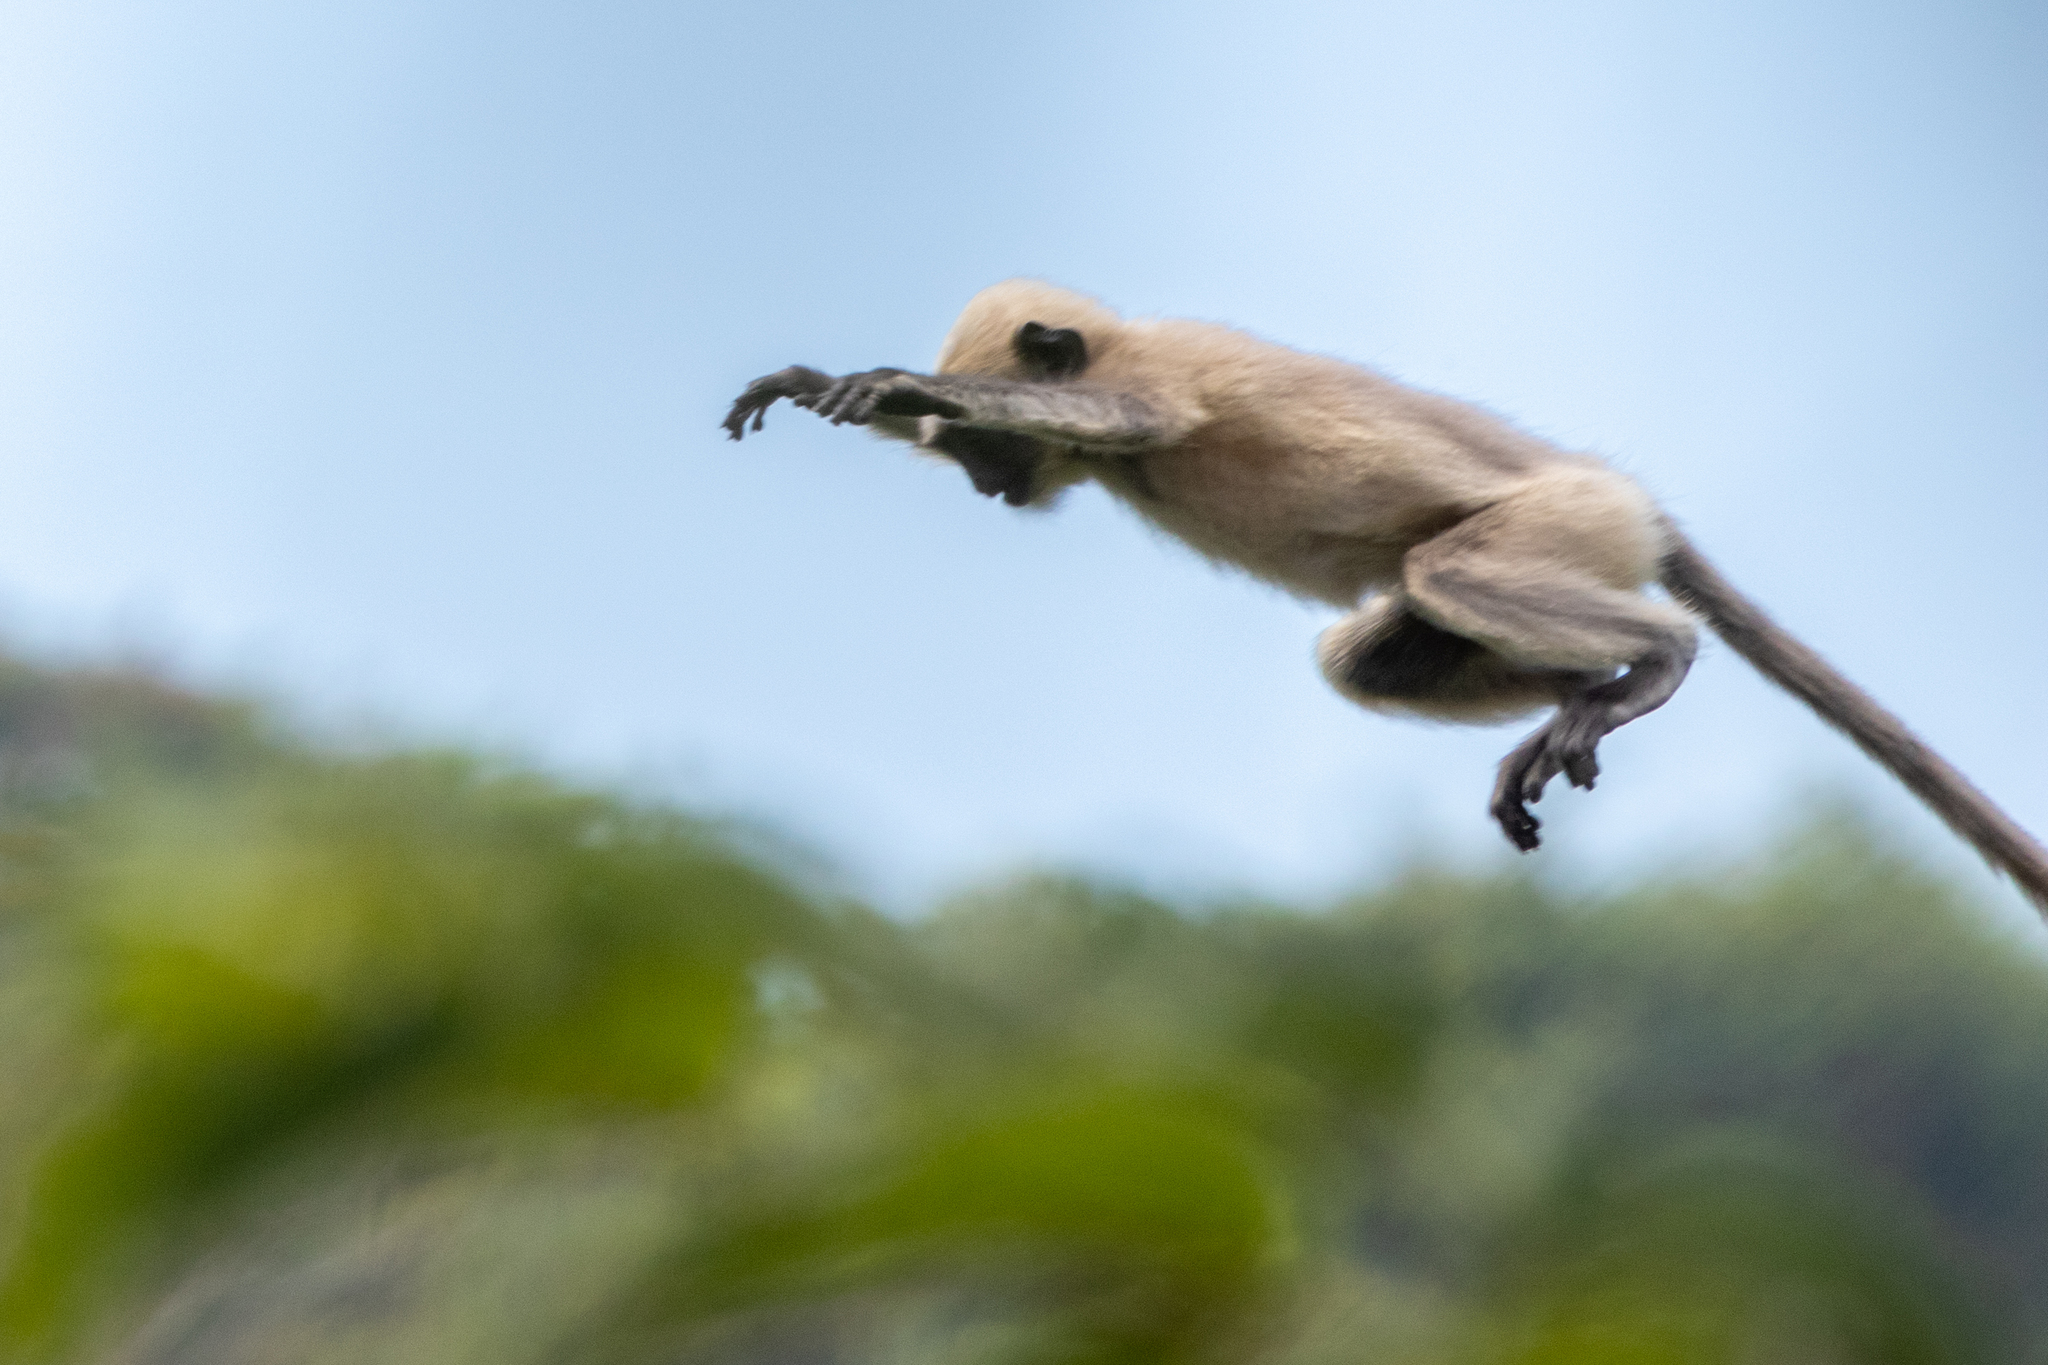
[723,280,2048,914]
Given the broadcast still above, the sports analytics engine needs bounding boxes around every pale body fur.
[927,281,1692,721]
[932,283,1662,604]
[724,280,2048,913]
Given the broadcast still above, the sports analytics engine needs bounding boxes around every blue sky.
[2,0,2043,914]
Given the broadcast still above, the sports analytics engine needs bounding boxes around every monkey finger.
[839,386,881,425]
[828,382,867,422]
[815,382,853,422]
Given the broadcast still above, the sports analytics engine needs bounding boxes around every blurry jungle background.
[3,0,2047,1362]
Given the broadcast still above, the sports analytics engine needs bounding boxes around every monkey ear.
[1014,321,1088,378]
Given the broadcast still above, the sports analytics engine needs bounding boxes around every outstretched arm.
[724,366,1169,452]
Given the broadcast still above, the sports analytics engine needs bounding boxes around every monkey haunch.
[725,281,2048,914]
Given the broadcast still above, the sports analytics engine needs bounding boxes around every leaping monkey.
[725,281,2048,914]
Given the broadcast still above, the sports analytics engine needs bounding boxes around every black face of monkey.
[1013,321,1088,379]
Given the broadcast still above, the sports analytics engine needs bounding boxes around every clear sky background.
[2,0,2043,915]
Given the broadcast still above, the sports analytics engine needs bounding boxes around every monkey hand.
[802,370,969,427]
[723,366,835,440]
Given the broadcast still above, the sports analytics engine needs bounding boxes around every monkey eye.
[1014,321,1088,378]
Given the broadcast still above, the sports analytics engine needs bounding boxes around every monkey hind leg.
[1317,595,1599,724]
[1402,504,1698,851]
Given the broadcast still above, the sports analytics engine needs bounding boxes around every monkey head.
[934,279,1121,382]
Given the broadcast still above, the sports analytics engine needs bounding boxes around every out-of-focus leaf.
[616,1083,1289,1365]
[1490,1133,1993,1365]
[1234,917,1441,1104]
[1,658,2045,1365]
[0,689,828,1355]
[0,945,443,1350]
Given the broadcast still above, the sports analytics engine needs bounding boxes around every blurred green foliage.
[0,656,2044,1363]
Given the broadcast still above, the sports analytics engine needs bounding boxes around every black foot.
[1489,708,1609,853]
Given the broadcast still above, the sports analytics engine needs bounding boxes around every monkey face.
[1012,321,1088,379]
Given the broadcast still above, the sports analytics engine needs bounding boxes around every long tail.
[1659,529,2048,916]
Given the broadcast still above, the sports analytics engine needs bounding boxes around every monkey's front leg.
[810,370,1166,450]
[724,366,1044,503]
[806,369,970,426]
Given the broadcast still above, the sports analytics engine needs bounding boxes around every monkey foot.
[1490,715,1608,852]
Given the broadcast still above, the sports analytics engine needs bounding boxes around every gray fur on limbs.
[726,366,1167,453]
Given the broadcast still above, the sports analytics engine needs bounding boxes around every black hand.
[723,366,833,440]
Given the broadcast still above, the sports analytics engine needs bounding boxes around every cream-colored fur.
[932,281,1670,609]
[926,280,1692,733]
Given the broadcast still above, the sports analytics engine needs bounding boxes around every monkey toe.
[1549,720,1605,792]
[1491,795,1543,852]
[1540,737,1597,793]
[1519,748,1564,805]
[1491,734,1550,851]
